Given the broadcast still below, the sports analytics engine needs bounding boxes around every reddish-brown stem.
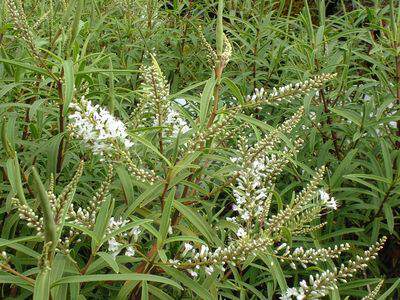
[0,263,35,285]
[395,54,400,149]
[160,179,169,210]
[56,78,65,174]
[80,252,95,275]
[320,89,341,159]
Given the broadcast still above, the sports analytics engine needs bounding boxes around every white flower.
[164,107,191,137]
[130,226,141,237]
[318,189,337,210]
[108,237,122,258]
[205,266,214,275]
[236,227,247,237]
[241,210,250,221]
[326,197,338,210]
[199,245,209,257]
[280,287,306,300]
[318,189,330,201]
[125,246,135,257]
[174,98,186,106]
[108,237,121,252]
[188,269,198,277]
[230,157,239,163]
[182,243,193,256]
[68,97,134,156]
[107,217,129,235]
[226,216,236,223]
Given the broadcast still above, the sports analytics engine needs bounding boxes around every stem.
[160,176,170,211]
[395,54,400,149]
[0,263,35,285]
[207,63,223,127]
[56,78,65,174]
[364,179,397,226]
[320,89,341,159]
[80,251,96,275]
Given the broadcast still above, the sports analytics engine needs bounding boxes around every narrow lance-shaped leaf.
[157,188,175,248]
[32,167,57,251]
[216,0,224,56]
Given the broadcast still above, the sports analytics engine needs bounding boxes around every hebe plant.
[0,0,391,299]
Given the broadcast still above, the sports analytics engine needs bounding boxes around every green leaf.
[0,236,41,247]
[380,140,393,179]
[92,196,112,250]
[0,238,40,258]
[157,189,175,248]
[331,108,362,126]
[383,203,394,234]
[163,267,213,299]
[377,278,400,300]
[1,118,15,157]
[0,58,47,75]
[199,77,216,127]
[141,281,149,300]
[97,252,120,273]
[131,135,172,166]
[47,134,64,177]
[33,270,50,300]
[174,201,220,245]
[148,285,175,300]
[52,274,182,290]
[124,183,163,217]
[50,254,67,300]
[222,78,244,104]
[0,275,33,291]
[330,149,357,188]
[259,252,288,292]
[63,60,74,114]
[32,167,57,250]
[116,166,134,205]
[6,157,27,205]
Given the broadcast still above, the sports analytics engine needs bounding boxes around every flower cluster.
[135,56,191,138]
[169,105,351,279]
[361,280,384,300]
[68,97,134,157]
[68,97,157,184]
[5,0,40,60]
[245,73,337,109]
[68,164,113,229]
[162,107,190,137]
[13,201,43,236]
[107,218,141,258]
[280,237,387,299]
[170,234,274,277]
[198,28,232,69]
[12,161,147,260]
[229,137,303,228]
[274,243,351,269]
[241,106,305,168]
[185,108,240,153]
[318,189,338,210]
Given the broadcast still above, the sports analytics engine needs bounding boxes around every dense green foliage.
[0,0,400,299]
